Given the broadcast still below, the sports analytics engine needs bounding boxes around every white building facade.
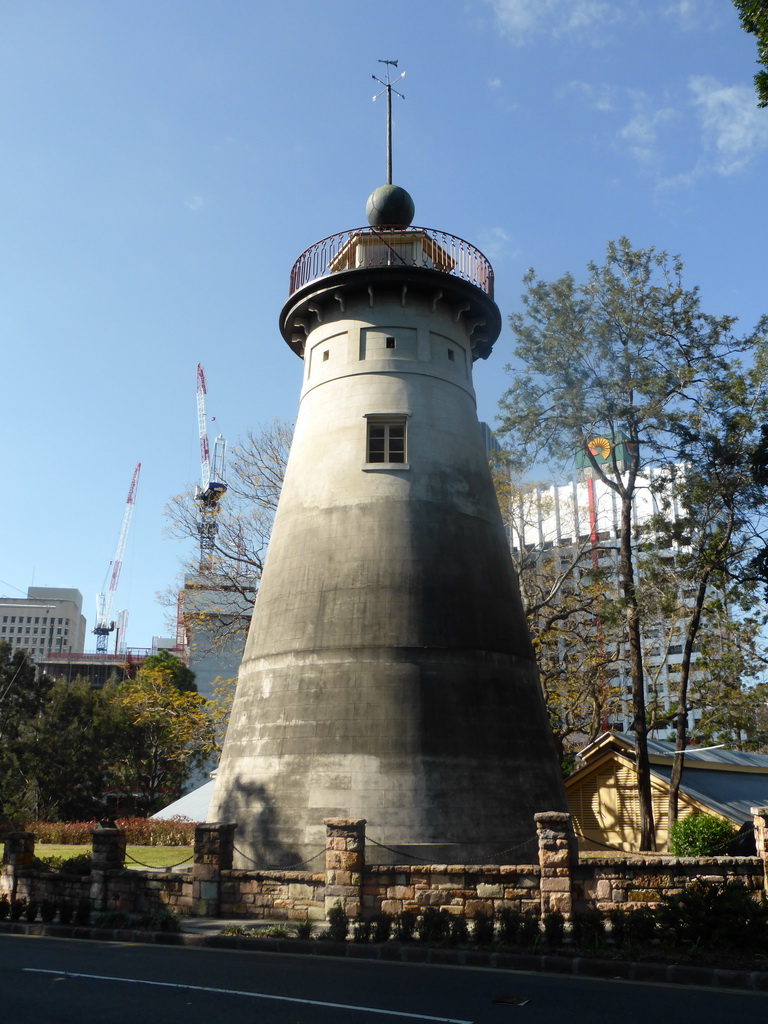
[0,586,87,661]
[508,457,705,736]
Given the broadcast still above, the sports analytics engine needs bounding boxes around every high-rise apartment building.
[506,455,706,735]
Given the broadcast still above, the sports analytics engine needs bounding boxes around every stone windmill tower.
[209,76,567,865]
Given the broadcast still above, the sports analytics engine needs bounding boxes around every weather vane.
[372,59,405,185]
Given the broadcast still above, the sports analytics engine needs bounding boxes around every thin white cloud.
[619,100,678,164]
[488,77,502,89]
[477,226,515,259]
[563,80,617,112]
[689,76,768,175]
[184,196,204,211]
[484,0,623,42]
[662,1,719,30]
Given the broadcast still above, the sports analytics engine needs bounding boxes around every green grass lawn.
[37,844,193,870]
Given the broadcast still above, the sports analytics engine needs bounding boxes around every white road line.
[22,969,473,1023]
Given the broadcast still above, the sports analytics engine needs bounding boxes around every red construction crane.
[93,462,141,653]
[194,363,227,569]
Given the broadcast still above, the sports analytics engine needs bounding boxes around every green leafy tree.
[0,647,131,822]
[15,677,126,821]
[107,664,215,814]
[498,237,768,850]
[139,648,197,693]
[733,1,768,106]
[0,642,53,823]
[641,339,768,822]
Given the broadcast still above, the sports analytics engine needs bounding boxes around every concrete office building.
[179,574,255,701]
[0,587,86,660]
[209,183,567,865]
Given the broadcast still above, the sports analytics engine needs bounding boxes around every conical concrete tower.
[209,184,567,865]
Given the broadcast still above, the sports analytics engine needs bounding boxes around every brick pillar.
[1,832,35,901]
[324,817,365,920]
[752,806,768,894]
[535,811,577,918]
[192,822,236,917]
[89,827,126,912]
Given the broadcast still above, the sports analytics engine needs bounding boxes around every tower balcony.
[289,225,494,298]
[282,225,500,360]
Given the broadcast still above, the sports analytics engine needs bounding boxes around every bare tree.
[164,419,293,652]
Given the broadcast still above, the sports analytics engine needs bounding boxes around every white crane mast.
[194,363,227,570]
[196,363,212,490]
[94,462,141,653]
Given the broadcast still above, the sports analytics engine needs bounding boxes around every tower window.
[323,350,329,361]
[448,349,455,361]
[367,419,406,464]
[385,336,396,349]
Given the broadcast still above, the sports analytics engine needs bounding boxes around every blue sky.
[2,0,766,650]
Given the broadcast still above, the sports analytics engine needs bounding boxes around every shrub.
[36,853,92,875]
[24,816,196,847]
[23,900,39,923]
[543,910,565,947]
[517,909,541,948]
[658,880,768,952]
[372,912,393,943]
[669,814,737,856]
[449,915,469,946]
[10,898,27,922]
[295,917,314,940]
[395,910,417,942]
[571,907,605,950]
[417,907,452,945]
[259,925,292,938]
[93,907,180,933]
[74,899,91,926]
[497,907,522,946]
[326,903,348,942]
[57,900,74,924]
[609,906,658,950]
[472,910,495,946]
[39,900,57,923]
[26,820,95,845]
[353,919,372,943]
[219,924,255,936]
[0,894,9,920]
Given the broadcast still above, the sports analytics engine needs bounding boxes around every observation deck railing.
[288,225,494,299]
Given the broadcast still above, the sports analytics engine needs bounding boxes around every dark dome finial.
[366,184,415,227]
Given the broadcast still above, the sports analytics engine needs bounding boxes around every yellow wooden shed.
[565,732,768,853]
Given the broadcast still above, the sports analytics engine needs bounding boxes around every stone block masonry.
[2,813,767,926]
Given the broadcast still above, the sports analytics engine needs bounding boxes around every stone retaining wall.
[576,856,764,912]
[3,808,767,923]
[363,864,541,918]
[219,870,325,920]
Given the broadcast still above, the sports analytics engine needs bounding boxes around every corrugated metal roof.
[651,764,768,824]
[646,736,768,769]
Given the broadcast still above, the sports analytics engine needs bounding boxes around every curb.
[2,920,767,993]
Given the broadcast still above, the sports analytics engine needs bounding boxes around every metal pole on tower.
[372,59,405,186]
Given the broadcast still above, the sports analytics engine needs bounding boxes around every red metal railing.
[288,225,494,299]
[42,647,185,661]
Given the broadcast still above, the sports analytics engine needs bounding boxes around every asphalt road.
[1,934,766,1024]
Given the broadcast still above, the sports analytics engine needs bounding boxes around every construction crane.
[115,609,129,655]
[93,462,141,653]
[194,363,227,570]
